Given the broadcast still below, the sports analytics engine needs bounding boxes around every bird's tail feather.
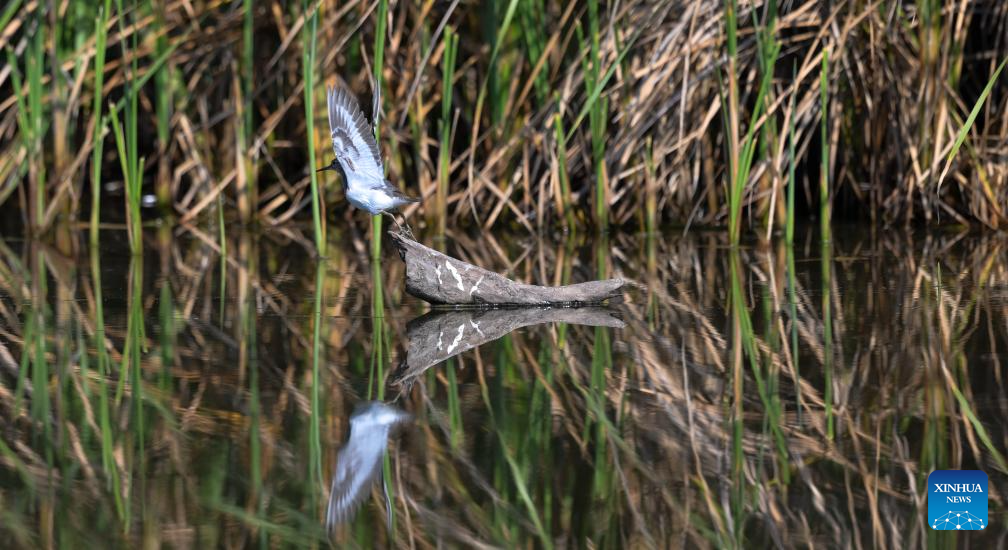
[387,180,422,203]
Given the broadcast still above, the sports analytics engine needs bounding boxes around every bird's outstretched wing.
[325,428,387,528]
[326,404,410,529]
[326,85,384,182]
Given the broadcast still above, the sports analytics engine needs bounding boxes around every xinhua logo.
[928,470,988,530]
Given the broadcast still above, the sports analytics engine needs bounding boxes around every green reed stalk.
[4,15,46,230]
[246,307,267,548]
[761,273,790,485]
[727,250,745,545]
[482,0,504,125]
[107,0,144,253]
[217,196,227,325]
[938,57,1007,188]
[530,348,554,532]
[644,137,656,233]
[88,247,123,521]
[518,0,548,103]
[89,1,112,246]
[309,262,325,488]
[471,0,518,163]
[725,4,779,245]
[108,106,142,254]
[785,65,797,245]
[158,279,174,394]
[153,0,172,210]
[729,250,788,478]
[755,4,779,234]
[587,0,608,228]
[437,28,458,237]
[368,251,396,532]
[6,49,30,227]
[819,48,830,241]
[784,64,801,426]
[478,359,551,547]
[27,255,49,442]
[28,16,45,230]
[370,0,389,259]
[723,0,740,244]
[240,0,256,219]
[301,0,323,253]
[446,360,463,449]
[0,2,22,42]
[367,255,387,400]
[821,239,834,439]
[785,247,801,424]
[126,256,146,507]
[127,3,141,253]
[554,106,575,230]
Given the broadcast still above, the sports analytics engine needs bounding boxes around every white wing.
[325,403,411,529]
[326,85,385,186]
[325,425,389,528]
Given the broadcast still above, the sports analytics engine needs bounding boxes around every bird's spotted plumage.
[326,85,384,183]
[320,85,420,221]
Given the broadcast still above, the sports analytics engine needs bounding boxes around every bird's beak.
[316,166,328,173]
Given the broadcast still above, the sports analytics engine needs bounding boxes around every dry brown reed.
[1,1,1007,235]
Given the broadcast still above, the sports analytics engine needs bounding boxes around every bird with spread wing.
[326,401,411,532]
[317,85,419,232]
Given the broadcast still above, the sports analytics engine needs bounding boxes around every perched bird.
[326,401,412,531]
[317,85,419,232]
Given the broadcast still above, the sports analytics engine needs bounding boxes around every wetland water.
[0,225,1005,548]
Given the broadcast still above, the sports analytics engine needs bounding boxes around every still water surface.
[0,225,1004,548]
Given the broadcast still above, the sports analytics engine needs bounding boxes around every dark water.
[0,224,1005,548]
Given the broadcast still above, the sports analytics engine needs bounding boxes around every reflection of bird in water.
[316,85,419,234]
[326,401,412,531]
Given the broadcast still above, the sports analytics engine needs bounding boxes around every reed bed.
[1,1,1007,239]
[0,225,1006,546]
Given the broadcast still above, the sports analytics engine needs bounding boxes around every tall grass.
[107,106,143,255]
[302,0,323,253]
[819,48,830,240]
[237,0,256,221]
[436,28,458,237]
[2,2,1008,233]
[587,0,607,228]
[88,2,112,246]
[370,0,389,260]
[723,0,779,245]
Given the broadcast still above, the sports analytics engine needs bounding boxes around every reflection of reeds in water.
[0,227,1007,546]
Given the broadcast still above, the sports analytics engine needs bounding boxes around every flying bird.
[326,401,412,531]
[317,85,419,232]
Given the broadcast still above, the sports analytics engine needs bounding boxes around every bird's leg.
[401,219,415,240]
[380,211,405,234]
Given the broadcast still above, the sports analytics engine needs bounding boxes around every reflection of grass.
[1,229,1008,546]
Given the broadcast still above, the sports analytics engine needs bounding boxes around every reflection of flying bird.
[316,85,419,231]
[326,401,412,530]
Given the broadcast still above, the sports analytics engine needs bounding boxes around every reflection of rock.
[326,402,411,530]
[393,307,625,387]
[389,233,628,306]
